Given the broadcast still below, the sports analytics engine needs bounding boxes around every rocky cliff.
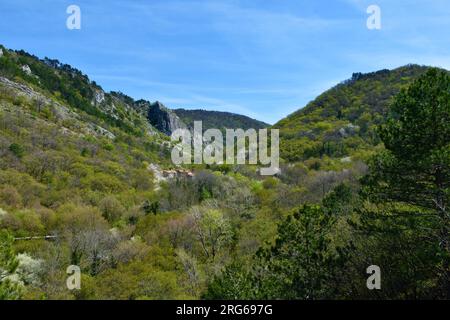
[135,100,186,135]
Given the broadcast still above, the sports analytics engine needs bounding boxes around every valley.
[0,44,449,300]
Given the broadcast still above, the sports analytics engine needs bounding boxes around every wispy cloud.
[2,0,448,124]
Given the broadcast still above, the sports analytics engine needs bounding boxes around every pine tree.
[362,68,450,298]
[254,205,347,299]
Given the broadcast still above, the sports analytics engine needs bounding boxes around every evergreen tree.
[256,205,349,299]
[361,69,450,298]
[204,205,348,299]
[203,263,254,300]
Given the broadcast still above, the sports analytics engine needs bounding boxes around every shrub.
[9,143,25,158]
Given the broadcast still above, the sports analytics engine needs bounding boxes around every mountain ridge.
[173,108,269,132]
[0,44,269,137]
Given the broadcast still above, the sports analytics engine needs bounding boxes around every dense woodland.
[173,108,269,132]
[0,46,449,299]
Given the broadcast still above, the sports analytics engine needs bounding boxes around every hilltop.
[274,64,448,163]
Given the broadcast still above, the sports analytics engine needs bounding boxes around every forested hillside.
[173,109,269,131]
[0,45,449,300]
[275,65,441,163]
[206,68,450,299]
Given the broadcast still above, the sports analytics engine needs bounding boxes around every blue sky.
[0,0,449,124]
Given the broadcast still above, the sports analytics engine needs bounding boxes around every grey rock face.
[0,76,74,120]
[21,65,32,75]
[93,89,105,105]
[338,123,360,138]
[136,100,186,135]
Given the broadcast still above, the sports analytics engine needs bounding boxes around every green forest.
[173,108,269,132]
[0,46,449,300]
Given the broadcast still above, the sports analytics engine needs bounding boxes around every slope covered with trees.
[173,109,269,132]
[206,68,450,299]
[275,65,443,164]
[0,45,288,299]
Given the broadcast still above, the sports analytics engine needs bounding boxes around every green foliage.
[359,69,450,298]
[174,109,269,132]
[9,143,25,158]
[203,263,254,300]
[0,231,22,300]
[206,205,350,299]
[88,255,189,299]
[275,65,436,163]
[99,196,126,222]
[323,183,354,215]
[1,44,449,300]
[253,205,347,299]
[142,200,160,215]
[205,69,450,300]
[191,207,233,260]
[368,68,450,212]
[0,49,153,136]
